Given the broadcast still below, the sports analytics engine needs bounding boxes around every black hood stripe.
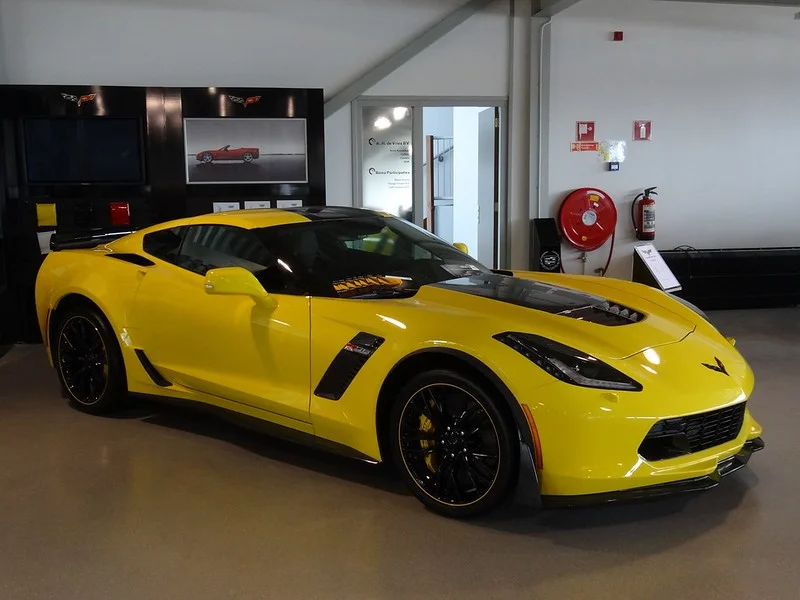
[429,274,644,326]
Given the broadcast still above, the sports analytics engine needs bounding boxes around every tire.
[242,152,254,163]
[389,369,518,519]
[202,153,213,163]
[53,304,127,415]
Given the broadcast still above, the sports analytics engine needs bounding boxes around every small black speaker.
[530,218,562,272]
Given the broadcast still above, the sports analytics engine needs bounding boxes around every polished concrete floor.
[1,308,798,600]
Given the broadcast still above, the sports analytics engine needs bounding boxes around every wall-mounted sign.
[571,141,599,152]
[576,121,596,142]
[633,120,653,141]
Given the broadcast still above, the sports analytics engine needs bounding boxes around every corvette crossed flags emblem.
[61,93,96,107]
[702,357,729,376]
[228,95,262,108]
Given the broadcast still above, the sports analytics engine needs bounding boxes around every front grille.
[639,402,747,461]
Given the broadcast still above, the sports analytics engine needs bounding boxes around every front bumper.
[541,436,765,508]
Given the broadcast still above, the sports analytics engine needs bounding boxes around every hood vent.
[557,301,644,327]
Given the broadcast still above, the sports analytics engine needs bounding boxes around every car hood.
[409,272,697,361]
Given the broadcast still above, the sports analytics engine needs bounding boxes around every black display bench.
[658,247,800,311]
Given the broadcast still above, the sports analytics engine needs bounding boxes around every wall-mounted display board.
[0,84,326,344]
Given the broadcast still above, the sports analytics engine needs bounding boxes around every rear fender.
[38,250,148,363]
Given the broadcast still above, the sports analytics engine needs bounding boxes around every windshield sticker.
[333,275,406,297]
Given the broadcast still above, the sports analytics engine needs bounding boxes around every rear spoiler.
[50,228,140,252]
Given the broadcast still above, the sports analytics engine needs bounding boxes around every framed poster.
[184,117,308,185]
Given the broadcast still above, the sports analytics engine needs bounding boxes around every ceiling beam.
[324,0,495,118]
[534,0,585,17]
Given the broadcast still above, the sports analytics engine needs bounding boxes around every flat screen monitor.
[23,117,145,185]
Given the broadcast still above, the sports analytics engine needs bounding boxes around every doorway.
[352,97,507,268]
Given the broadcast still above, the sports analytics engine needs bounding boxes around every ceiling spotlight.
[393,107,409,120]
[374,116,392,130]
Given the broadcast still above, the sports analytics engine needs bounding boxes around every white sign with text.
[634,243,682,292]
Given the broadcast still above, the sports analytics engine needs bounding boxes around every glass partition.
[357,104,413,221]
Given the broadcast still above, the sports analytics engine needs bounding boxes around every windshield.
[252,215,492,299]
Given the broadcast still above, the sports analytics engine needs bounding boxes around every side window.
[177,225,274,276]
[143,227,186,264]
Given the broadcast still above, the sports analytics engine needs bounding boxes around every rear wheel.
[242,152,254,163]
[53,305,127,415]
[389,369,518,518]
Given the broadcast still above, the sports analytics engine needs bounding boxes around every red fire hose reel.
[558,187,618,276]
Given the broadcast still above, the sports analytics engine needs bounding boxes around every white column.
[507,0,533,270]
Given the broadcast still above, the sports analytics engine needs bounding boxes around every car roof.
[150,206,391,232]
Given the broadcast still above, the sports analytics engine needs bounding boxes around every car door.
[132,223,311,427]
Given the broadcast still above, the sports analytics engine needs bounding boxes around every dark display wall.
[0,84,326,344]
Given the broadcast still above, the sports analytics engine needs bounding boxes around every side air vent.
[108,253,156,267]
[314,333,385,401]
[135,349,172,387]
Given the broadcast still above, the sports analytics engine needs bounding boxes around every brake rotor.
[558,188,618,252]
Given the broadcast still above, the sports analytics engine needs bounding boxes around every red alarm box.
[109,202,131,226]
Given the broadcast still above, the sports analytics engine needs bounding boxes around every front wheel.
[389,369,518,518]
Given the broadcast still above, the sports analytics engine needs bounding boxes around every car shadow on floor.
[104,395,410,497]
[468,470,759,555]
[100,394,761,548]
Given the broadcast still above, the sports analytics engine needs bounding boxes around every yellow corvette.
[34,206,764,518]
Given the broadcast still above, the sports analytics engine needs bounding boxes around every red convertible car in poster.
[195,145,260,164]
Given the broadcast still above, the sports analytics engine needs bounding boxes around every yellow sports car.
[34,206,764,518]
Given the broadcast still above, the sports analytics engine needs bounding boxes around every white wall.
[323,107,353,207]
[366,0,510,97]
[545,1,800,279]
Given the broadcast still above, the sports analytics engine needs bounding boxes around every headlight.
[494,332,643,392]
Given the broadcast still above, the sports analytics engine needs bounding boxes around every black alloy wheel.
[390,369,518,518]
[55,305,126,415]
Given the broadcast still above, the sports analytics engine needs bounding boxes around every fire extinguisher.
[631,186,657,241]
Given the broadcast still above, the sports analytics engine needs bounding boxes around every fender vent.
[135,349,172,387]
[314,333,385,401]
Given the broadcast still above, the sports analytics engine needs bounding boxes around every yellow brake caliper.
[419,413,437,472]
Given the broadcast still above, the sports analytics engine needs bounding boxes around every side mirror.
[454,242,469,254]
[204,267,273,305]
